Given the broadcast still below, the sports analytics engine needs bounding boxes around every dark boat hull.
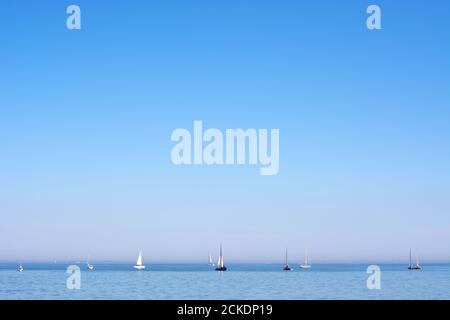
[215,267,227,271]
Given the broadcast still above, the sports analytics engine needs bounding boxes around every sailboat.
[134,251,146,270]
[86,256,94,271]
[17,264,24,272]
[283,248,293,271]
[209,253,215,267]
[300,250,311,269]
[408,249,422,270]
[215,245,227,271]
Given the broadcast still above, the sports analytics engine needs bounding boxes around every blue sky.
[0,0,449,263]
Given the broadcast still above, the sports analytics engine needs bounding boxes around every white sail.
[300,250,311,269]
[86,255,94,270]
[408,249,421,270]
[136,251,143,266]
[209,254,215,266]
[217,245,224,269]
[409,249,412,268]
[134,251,146,270]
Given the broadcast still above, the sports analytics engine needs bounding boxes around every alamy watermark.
[66,265,81,289]
[65,4,381,31]
[66,4,81,30]
[367,5,382,30]
[171,121,280,176]
[366,265,381,290]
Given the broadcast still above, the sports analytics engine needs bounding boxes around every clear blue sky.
[0,0,449,263]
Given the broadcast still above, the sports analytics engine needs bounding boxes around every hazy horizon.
[3,258,450,265]
[2,247,448,265]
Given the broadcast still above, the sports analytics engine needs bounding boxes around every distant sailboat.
[17,264,24,272]
[87,256,94,271]
[215,245,227,271]
[134,251,146,270]
[300,250,311,269]
[408,249,422,270]
[283,249,293,271]
[209,253,215,267]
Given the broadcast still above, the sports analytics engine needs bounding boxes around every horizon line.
[2,259,450,264]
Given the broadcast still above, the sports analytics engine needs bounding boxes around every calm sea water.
[0,263,449,300]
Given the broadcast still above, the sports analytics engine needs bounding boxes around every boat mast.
[409,248,412,268]
[218,244,223,269]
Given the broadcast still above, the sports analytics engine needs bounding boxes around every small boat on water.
[283,249,293,271]
[300,250,311,269]
[209,253,215,267]
[134,251,146,270]
[17,264,24,272]
[215,245,227,271]
[86,255,94,271]
[408,249,422,270]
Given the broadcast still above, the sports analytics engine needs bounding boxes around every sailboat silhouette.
[215,245,227,271]
[283,248,293,271]
[408,249,422,270]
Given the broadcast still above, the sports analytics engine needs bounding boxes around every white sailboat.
[408,249,422,270]
[209,253,215,267]
[86,256,94,271]
[134,251,146,270]
[215,244,227,271]
[300,250,311,269]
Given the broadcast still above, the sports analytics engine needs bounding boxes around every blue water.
[1,263,449,299]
